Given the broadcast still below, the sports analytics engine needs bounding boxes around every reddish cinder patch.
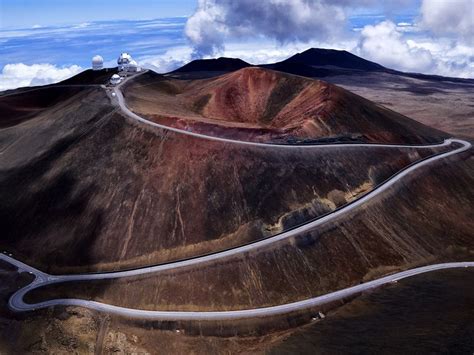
[125,68,447,144]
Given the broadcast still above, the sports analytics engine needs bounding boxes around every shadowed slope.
[60,68,118,85]
[267,269,474,354]
[172,57,251,74]
[281,48,385,71]
[0,87,90,128]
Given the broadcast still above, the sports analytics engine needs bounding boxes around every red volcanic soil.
[0,73,452,273]
[124,68,447,144]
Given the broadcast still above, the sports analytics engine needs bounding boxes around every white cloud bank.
[138,47,192,73]
[354,12,474,78]
[185,0,348,57]
[352,1,474,77]
[420,0,474,37]
[357,20,473,78]
[0,63,83,91]
[357,21,434,72]
[184,0,473,78]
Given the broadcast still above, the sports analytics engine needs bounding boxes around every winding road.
[0,133,471,320]
[112,72,454,149]
[1,71,472,321]
[1,253,473,320]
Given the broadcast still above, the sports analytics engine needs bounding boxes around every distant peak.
[285,47,384,71]
[172,57,252,73]
[303,48,346,52]
[215,57,247,61]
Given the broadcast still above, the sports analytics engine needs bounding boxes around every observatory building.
[92,55,104,70]
[110,74,122,85]
[118,52,141,72]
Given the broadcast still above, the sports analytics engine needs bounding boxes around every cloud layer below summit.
[1,0,472,90]
[184,0,473,76]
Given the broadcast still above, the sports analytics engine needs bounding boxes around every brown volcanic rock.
[28,149,474,311]
[197,68,283,124]
[125,68,447,144]
[2,58,473,354]
[0,78,448,273]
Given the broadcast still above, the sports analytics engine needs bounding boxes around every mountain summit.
[172,57,251,74]
[283,48,385,71]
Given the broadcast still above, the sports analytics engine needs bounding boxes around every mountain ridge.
[169,47,473,84]
[124,66,447,144]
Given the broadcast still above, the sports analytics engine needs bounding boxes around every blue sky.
[0,0,422,29]
[0,18,188,68]
[0,0,196,28]
[0,0,472,90]
[0,15,422,69]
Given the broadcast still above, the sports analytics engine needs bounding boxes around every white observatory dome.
[110,73,122,85]
[118,53,132,65]
[127,59,141,72]
[117,52,142,72]
[92,55,104,70]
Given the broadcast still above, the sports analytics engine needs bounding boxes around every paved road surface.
[1,254,472,320]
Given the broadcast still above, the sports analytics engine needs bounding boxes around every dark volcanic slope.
[0,69,117,129]
[172,57,251,73]
[0,87,88,128]
[126,67,447,144]
[60,68,118,85]
[0,73,449,273]
[278,48,385,71]
[266,269,474,354]
[6,258,474,353]
[326,71,474,139]
[29,147,474,310]
[168,58,252,80]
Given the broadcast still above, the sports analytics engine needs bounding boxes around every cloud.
[0,63,83,91]
[405,39,474,78]
[420,0,474,37]
[139,47,192,73]
[183,0,473,78]
[356,20,474,78]
[142,15,472,79]
[185,0,349,57]
[357,20,434,72]
[73,22,92,29]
